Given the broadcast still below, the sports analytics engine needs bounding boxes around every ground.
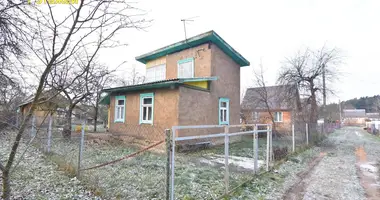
[1,127,379,199]
[232,126,379,200]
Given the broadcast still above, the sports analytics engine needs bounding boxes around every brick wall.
[242,110,293,133]
[109,88,179,141]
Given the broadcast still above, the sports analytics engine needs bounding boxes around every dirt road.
[284,127,380,200]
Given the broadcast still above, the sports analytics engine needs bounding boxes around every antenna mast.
[180,16,199,41]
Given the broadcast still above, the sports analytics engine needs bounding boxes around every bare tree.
[1,1,149,198]
[0,0,29,81]
[47,56,116,138]
[89,65,115,132]
[252,64,277,133]
[119,64,146,86]
[277,47,341,123]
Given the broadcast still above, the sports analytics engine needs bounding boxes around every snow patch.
[199,154,265,170]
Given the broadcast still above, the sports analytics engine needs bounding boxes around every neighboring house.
[366,112,380,121]
[100,30,250,142]
[240,85,299,133]
[18,90,69,127]
[342,109,366,125]
[18,91,97,128]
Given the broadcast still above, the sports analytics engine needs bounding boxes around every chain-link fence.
[15,114,170,199]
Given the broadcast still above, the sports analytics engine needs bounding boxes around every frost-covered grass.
[0,133,99,199]
[0,131,320,200]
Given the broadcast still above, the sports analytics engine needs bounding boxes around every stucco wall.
[211,44,241,126]
[109,88,179,141]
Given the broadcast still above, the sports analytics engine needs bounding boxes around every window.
[177,58,194,78]
[219,98,230,125]
[114,96,125,123]
[140,93,154,124]
[146,64,166,82]
[274,112,283,122]
[253,111,259,121]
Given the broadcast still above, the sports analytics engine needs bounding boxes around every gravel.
[230,127,373,200]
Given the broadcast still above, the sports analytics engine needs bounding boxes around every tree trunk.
[62,108,73,139]
[2,170,10,200]
[93,100,99,132]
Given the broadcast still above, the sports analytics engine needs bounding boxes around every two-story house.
[100,31,250,141]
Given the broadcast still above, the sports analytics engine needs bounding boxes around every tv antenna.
[180,16,199,41]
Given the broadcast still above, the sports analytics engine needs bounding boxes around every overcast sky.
[102,0,380,103]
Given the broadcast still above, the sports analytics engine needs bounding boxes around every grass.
[27,131,326,200]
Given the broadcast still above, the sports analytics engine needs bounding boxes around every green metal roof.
[135,31,250,67]
[99,77,218,105]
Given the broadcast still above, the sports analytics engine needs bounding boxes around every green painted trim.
[179,76,218,83]
[101,77,218,95]
[99,93,110,105]
[178,57,194,64]
[139,93,154,124]
[135,31,250,66]
[219,97,230,125]
[114,96,126,123]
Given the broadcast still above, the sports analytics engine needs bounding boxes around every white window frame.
[177,58,194,78]
[140,93,154,124]
[114,96,125,123]
[274,112,283,122]
[219,98,230,125]
[253,111,259,121]
[146,64,166,82]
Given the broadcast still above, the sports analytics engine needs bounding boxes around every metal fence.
[5,114,340,200]
[168,122,340,200]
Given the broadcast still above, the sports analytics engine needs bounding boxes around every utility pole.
[339,99,342,123]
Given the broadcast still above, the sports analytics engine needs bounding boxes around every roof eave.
[135,31,250,67]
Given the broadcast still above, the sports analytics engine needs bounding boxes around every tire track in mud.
[283,128,366,200]
[282,152,326,200]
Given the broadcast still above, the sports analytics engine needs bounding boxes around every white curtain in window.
[146,64,166,82]
[178,61,193,78]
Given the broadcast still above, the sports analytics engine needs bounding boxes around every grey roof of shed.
[241,85,297,111]
[343,109,366,118]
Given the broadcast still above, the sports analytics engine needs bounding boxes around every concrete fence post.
[306,123,309,146]
[47,114,53,153]
[165,129,171,200]
[77,119,85,178]
[266,125,270,171]
[224,126,230,194]
[253,124,258,173]
[292,124,295,152]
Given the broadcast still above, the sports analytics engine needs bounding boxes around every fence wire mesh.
[13,114,169,199]
[1,112,341,200]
